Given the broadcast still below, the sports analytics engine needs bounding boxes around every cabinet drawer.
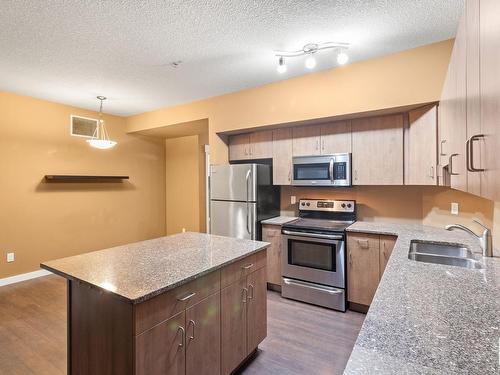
[221,250,266,288]
[134,270,220,335]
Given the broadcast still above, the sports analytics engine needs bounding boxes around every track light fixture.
[275,42,350,72]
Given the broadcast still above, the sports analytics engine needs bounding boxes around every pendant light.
[87,96,117,150]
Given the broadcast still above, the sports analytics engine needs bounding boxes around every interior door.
[135,311,185,375]
[210,200,257,240]
[210,164,257,202]
[186,293,221,375]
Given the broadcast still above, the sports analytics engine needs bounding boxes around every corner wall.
[0,92,166,279]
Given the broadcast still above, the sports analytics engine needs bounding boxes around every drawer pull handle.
[242,263,254,270]
[248,284,254,300]
[357,239,369,249]
[242,287,248,303]
[177,292,196,302]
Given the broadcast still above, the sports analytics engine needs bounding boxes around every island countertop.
[344,221,500,375]
[41,232,269,304]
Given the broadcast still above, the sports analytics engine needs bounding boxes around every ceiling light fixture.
[277,56,287,73]
[275,41,350,72]
[86,96,117,150]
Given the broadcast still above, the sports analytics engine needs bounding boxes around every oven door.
[281,230,345,288]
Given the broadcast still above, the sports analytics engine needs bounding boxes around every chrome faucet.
[445,219,493,257]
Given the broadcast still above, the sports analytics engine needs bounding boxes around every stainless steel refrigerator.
[209,164,280,240]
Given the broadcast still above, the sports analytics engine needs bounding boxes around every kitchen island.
[41,232,269,375]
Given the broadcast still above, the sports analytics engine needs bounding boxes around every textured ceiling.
[0,0,463,116]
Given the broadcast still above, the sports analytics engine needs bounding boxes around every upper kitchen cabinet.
[479,0,500,201]
[351,114,404,185]
[292,125,321,156]
[320,121,352,154]
[439,9,468,192]
[228,131,272,161]
[272,128,293,185]
[406,105,438,185]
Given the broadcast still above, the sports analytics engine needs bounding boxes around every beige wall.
[165,134,206,234]
[126,40,454,165]
[0,92,166,279]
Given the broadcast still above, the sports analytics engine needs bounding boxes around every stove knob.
[347,203,352,208]
[306,202,310,207]
[341,203,346,208]
[301,202,305,206]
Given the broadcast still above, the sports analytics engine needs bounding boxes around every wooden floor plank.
[0,275,364,375]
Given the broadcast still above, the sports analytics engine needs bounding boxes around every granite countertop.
[344,221,500,375]
[41,232,269,304]
[261,216,298,225]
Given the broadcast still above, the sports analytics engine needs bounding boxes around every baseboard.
[0,269,52,287]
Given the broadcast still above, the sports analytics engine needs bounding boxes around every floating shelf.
[44,175,129,182]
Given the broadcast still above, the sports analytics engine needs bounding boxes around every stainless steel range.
[281,199,356,312]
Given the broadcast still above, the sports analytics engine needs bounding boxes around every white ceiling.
[0,0,463,116]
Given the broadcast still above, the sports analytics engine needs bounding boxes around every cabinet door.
[347,233,380,306]
[261,225,282,285]
[250,130,273,159]
[292,125,321,156]
[229,134,250,161]
[221,278,247,375]
[186,293,221,375]
[480,0,500,201]
[379,235,397,279]
[351,114,404,185]
[135,311,185,375]
[246,267,267,355]
[406,106,438,185]
[466,0,483,196]
[272,128,293,185]
[320,121,352,154]
[441,15,468,192]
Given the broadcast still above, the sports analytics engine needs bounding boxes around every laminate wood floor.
[0,275,364,375]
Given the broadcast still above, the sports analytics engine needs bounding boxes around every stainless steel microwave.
[292,153,352,186]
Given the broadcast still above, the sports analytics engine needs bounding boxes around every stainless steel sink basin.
[408,240,483,269]
[409,241,473,258]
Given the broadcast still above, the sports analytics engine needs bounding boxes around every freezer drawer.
[210,164,258,202]
[210,200,257,240]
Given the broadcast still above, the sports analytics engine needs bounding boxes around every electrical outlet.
[6,252,14,263]
[291,196,296,205]
[182,228,186,233]
[451,202,459,215]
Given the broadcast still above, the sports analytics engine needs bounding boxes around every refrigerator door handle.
[246,170,251,236]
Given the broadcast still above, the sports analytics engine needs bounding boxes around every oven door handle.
[282,230,343,240]
[283,278,343,294]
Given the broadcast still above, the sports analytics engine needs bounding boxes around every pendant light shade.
[87,96,117,150]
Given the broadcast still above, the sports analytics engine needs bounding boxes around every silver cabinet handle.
[248,284,254,300]
[449,153,459,176]
[242,263,254,270]
[282,230,343,240]
[177,326,185,347]
[187,319,195,341]
[242,287,248,303]
[283,278,343,294]
[429,165,435,179]
[467,134,485,172]
[354,170,358,181]
[177,292,196,302]
[321,139,325,151]
[316,139,320,150]
[440,139,447,156]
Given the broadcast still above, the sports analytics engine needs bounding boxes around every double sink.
[408,241,483,269]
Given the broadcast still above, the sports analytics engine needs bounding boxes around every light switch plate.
[6,252,14,263]
[290,196,296,205]
[451,202,459,215]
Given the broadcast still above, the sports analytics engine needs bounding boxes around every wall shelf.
[44,175,129,182]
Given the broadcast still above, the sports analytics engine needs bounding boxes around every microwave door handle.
[329,159,334,183]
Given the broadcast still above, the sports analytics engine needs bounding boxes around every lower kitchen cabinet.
[135,311,186,375]
[347,233,397,309]
[221,264,267,375]
[261,224,282,286]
